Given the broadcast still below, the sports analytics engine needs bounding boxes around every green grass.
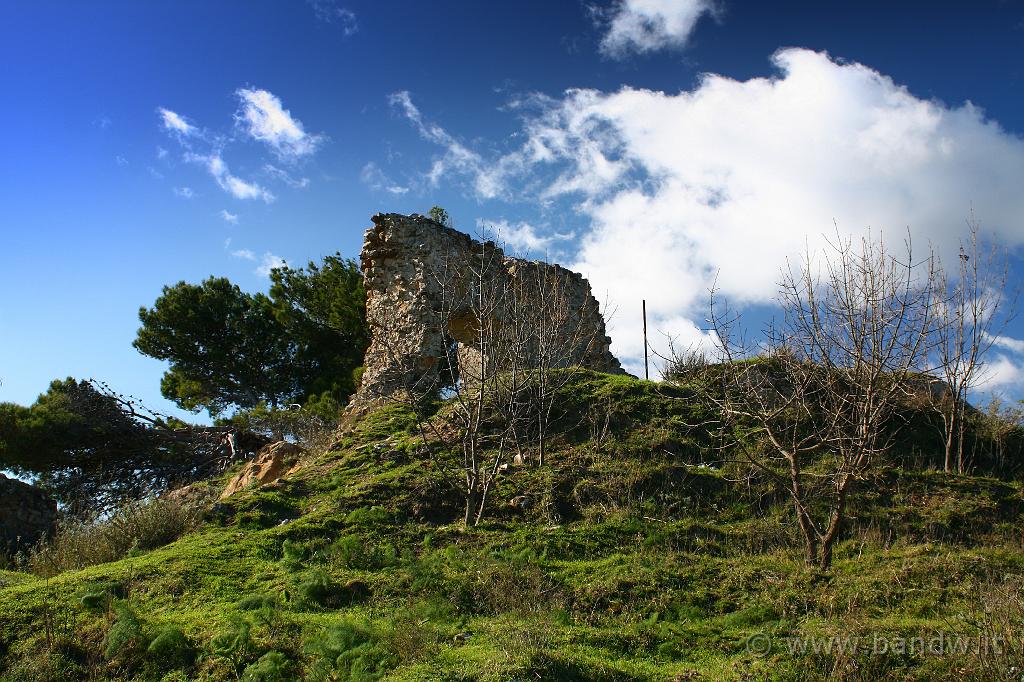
[2,370,1023,681]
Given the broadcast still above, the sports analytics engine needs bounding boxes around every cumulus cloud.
[360,162,409,195]
[397,48,1024,375]
[256,252,287,277]
[975,334,1024,393]
[157,107,196,136]
[478,219,574,255]
[599,0,718,58]
[989,334,1024,355]
[978,355,1024,392]
[228,248,286,277]
[220,209,239,224]
[236,88,323,160]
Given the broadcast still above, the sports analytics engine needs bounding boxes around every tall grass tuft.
[28,496,206,577]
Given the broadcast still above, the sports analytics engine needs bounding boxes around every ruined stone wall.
[0,473,56,550]
[354,213,622,403]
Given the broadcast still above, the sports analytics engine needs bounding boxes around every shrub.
[28,497,204,577]
[280,538,307,571]
[241,650,291,681]
[76,580,125,613]
[296,568,342,608]
[345,506,391,527]
[210,617,253,677]
[329,533,399,571]
[104,602,144,660]
[147,625,195,669]
[305,618,397,681]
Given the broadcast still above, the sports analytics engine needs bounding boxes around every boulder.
[0,473,56,549]
[220,441,304,499]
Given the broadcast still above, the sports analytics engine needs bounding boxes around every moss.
[2,371,1023,680]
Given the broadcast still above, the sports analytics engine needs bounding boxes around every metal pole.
[642,299,649,380]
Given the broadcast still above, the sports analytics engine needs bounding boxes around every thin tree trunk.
[944,410,956,473]
[787,455,817,565]
[818,474,852,570]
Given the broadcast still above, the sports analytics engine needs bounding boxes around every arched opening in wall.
[437,335,462,400]
[446,311,496,396]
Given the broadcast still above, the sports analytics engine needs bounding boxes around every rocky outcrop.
[0,473,57,549]
[220,441,304,499]
[354,213,623,403]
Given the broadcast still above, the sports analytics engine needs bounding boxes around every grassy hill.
[2,371,1023,681]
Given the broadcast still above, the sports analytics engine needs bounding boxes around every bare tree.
[367,231,605,525]
[930,213,1012,474]
[698,230,936,569]
[504,259,606,467]
[434,238,608,524]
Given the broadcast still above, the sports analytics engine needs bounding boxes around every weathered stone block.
[353,212,623,404]
[0,472,56,550]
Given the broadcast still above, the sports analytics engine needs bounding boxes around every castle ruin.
[353,213,623,403]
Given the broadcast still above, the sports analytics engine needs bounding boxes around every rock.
[509,495,531,511]
[351,213,624,405]
[161,481,214,506]
[220,441,304,500]
[0,473,56,549]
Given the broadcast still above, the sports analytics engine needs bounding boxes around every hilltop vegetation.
[2,370,1023,681]
[2,219,1022,680]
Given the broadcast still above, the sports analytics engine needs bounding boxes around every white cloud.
[399,48,1024,375]
[264,164,311,189]
[115,155,128,167]
[389,91,497,195]
[236,88,323,160]
[360,162,409,195]
[256,252,287,277]
[989,334,1024,355]
[976,334,1024,393]
[229,246,286,277]
[156,146,169,160]
[307,0,358,34]
[173,186,194,199]
[599,0,718,58]
[157,107,196,136]
[977,354,1024,391]
[187,153,275,203]
[479,219,573,255]
[220,209,239,224]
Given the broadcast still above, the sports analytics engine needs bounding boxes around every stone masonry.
[353,213,622,403]
[0,472,57,550]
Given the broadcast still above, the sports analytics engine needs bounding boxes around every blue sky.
[3,0,1024,419]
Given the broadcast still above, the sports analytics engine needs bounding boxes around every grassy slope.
[1,371,1023,681]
